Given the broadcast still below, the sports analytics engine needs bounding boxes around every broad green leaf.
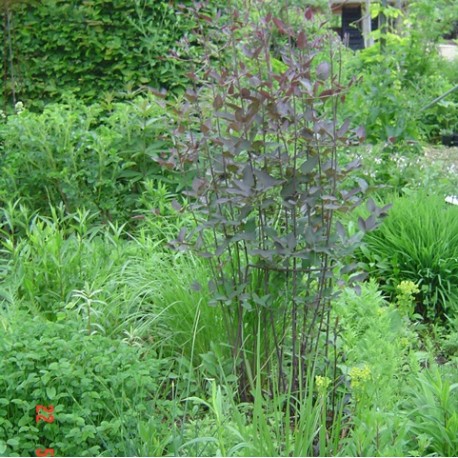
[46,386,57,400]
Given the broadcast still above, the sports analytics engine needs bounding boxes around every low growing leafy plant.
[335,279,419,456]
[0,200,226,366]
[0,312,171,457]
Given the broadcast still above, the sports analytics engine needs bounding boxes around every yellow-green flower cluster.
[349,365,371,390]
[14,101,24,114]
[396,280,420,316]
[397,280,420,296]
[315,375,331,395]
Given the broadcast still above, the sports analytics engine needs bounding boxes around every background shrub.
[340,4,458,147]
[342,44,449,144]
[0,96,192,225]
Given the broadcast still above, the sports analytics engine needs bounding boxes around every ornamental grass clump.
[360,192,458,321]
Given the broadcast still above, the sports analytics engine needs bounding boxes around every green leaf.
[7,438,19,447]
[46,386,57,400]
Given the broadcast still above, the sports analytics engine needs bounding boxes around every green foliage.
[86,238,227,364]
[407,0,458,44]
[2,2,457,457]
[0,96,192,225]
[341,3,458,146]
[2,213,133,313]
[1,0,224,108]
[437,314,458,359]
[342,47,422,145]
[335,280,419,456]
[181,375,346,457]
[0,312,170,457]
[359,192,458,320]
[344,48,441,145]
[0,205,137,320]
[0,201,222,366]
[407,366,458,457]
[1,205,105,318]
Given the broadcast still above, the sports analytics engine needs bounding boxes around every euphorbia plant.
[167,0,387,401]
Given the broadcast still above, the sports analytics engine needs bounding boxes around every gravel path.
[424,145,458,175]
[438,43,458,61]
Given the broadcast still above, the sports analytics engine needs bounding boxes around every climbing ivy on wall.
[1,0,219,109]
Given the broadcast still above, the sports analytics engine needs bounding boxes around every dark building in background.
[329,0,404,51]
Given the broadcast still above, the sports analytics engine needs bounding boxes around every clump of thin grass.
[0,201,227,364]
[359,192,458,320]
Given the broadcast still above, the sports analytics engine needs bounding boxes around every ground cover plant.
[1,0,458,456]
[0,312,172,457]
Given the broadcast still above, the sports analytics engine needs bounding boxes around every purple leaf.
[273,17,292,35]
[337,118,351,138]
[177,227,187,243]
[171,199,183,212]
[300,155,319,174]
[305,7,314,20]
[297,31,307,49]
[192,177,207,195]
[191,281,202,291]
[355,125,366,141]
[254,169,281,189]
[316,61,330,80]
[213,94,224,110]
[336,221,345,238]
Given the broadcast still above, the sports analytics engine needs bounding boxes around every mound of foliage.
[0,313,170,457]
[0,96,194,225]
[359,192,458,320]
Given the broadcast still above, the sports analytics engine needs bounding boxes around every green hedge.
[1,0,219,108]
